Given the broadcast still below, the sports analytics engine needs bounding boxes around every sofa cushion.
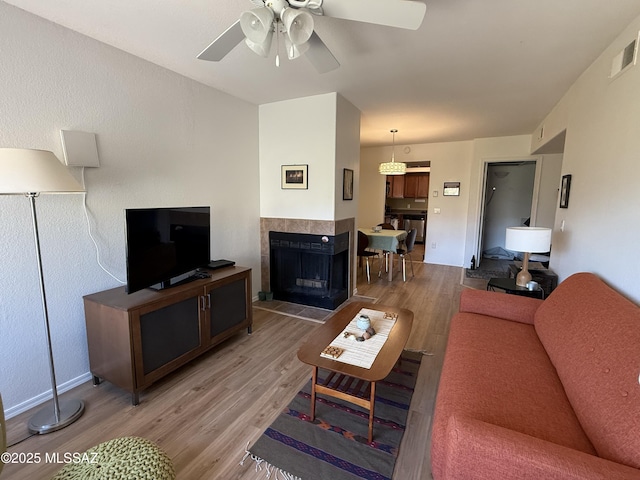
[534,272,640,469]
[441,414,640,480]
[432,311,596,478]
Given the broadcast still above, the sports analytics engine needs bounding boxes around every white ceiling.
[5,0,640,146]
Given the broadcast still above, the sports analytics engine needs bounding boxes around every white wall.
[463,136,534,266]
[536,154,564,229]
[259,93,346,221]
[359,140,474,266]
[535,15,640,303]
[334,95,361,221]
[0,3,260,414]
[361,138,548,267]
[358,147,388,229]
[424,142,474,266]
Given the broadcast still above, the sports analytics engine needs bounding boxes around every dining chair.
[377,223,395,230]
[357,231,381,283]
[397,228,418,281]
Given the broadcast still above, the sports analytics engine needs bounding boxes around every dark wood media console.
[83,266,252,405]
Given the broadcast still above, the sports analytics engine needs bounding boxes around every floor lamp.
[505,226,552,287]
[0,148,85,434]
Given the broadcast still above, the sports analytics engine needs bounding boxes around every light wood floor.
[4,247,465,479]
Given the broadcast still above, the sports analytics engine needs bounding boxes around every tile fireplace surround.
[260,217,356,306]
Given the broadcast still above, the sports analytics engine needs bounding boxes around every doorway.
[477,160,538,266]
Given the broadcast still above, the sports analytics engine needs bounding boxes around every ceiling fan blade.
[321,0,426,30]
[305,31,340,74]
[197,20,245,61]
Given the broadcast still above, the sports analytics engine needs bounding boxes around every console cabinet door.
[206,272,251,345]
[131,288,203,388]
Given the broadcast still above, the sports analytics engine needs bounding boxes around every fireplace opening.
[269,231,349,310]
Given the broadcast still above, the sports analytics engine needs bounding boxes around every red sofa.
[431,272,640,479]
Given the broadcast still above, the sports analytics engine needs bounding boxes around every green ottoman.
[52,436,175,480]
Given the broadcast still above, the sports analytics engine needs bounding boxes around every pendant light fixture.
[379,129,406,175]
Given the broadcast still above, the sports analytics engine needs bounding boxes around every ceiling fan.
[197,0,427,73]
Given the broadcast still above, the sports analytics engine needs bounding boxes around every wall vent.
[610,32,639,79]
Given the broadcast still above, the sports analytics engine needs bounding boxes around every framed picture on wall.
[443,182,460,196]
[281,165,308,189]
[559,174,571,208]
[343,168,354,200]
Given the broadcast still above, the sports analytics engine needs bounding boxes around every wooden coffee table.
[297,302,413,443]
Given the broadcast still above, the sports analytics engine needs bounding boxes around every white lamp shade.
[282,8,313,46]
[505,226,552,253]
[240,8,274,43]
[0,148,84,194]
[245,34,273,57]
[379,161,406,175]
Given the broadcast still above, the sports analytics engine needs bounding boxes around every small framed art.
[343,168,354,200]
[281,165,308,189]
[559,174,571,208]
[443,182,460,196]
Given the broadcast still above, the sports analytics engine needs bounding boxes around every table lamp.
[505,226,552,287]
[0,148,85,434]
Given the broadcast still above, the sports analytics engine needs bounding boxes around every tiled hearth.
[260,217,356,304]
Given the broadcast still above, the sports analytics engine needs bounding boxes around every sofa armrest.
[458,289,542,325]
[440,414,640,480]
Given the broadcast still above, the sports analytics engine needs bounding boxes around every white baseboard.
[4,372,92,420]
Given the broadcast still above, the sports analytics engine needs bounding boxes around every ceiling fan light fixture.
[245,35,273,57]
[240,8,275,43]
[379,129,406,175]
[282,8,314,46]
[285,36,310,59]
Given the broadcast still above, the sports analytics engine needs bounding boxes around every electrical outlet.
[431,242,437,249]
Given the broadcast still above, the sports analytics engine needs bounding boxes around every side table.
[508,264,558,297]
[487,277,545,299]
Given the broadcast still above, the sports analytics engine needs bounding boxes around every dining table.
[358,228,408,281]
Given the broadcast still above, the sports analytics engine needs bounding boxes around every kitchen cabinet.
[83,266,252,405]
[386,175,405,198]
[404,173,430,198]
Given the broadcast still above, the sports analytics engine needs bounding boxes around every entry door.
[476,160,537,265]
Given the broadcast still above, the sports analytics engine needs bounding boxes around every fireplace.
[269,231,349,310]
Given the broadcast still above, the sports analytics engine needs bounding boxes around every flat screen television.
[125,206,210,294]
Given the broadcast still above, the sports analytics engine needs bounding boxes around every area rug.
[241,351,423,480]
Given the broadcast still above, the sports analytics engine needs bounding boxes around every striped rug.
[241,351,423,480]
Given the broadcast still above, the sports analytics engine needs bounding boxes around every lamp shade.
[379,161,406,175]
[282,8,313,46]
[379,128,406,175]
[240,8,274,43]
[505,226,552,253]
[0,148,84,195]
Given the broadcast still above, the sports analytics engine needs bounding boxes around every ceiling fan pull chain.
[275,20,280,67]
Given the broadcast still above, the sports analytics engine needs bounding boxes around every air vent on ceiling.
[610,32,639,79]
